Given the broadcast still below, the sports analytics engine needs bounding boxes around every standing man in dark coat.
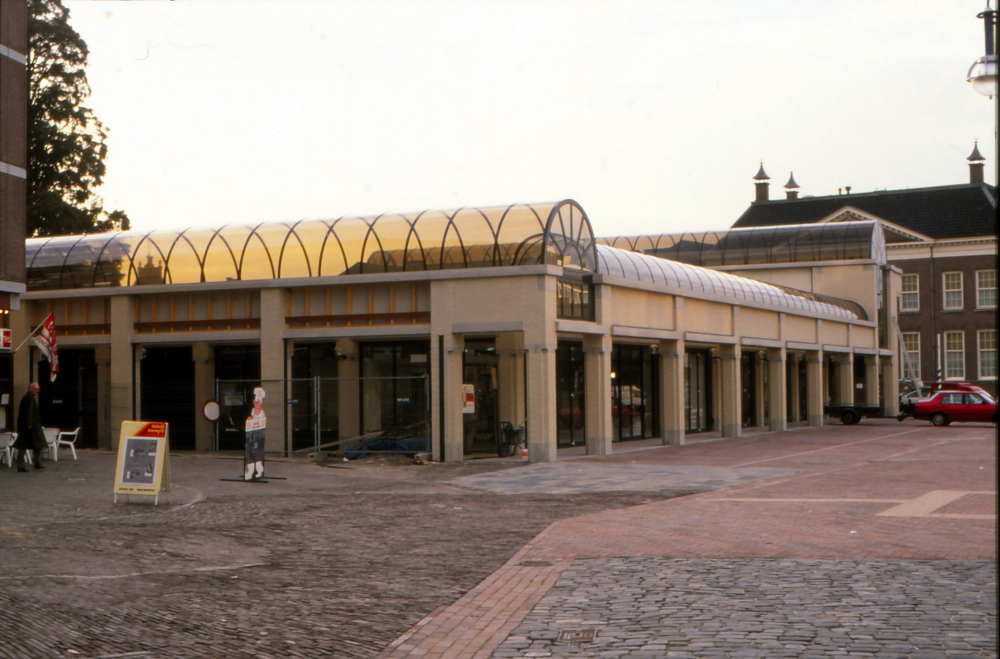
[15,383,46,471]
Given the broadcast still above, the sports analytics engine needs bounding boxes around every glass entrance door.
[684,350,712,432]
[462,338,498,454]
[556,341,585,447]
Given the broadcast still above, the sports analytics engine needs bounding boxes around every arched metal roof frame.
[24,200,599,291]
[277,219,313,279]
[597,221,886,269]
[201,226,242,283]
[162,229,206,285]
[594,244,866,321]
[236,222,277,280]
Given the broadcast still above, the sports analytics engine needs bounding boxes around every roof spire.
[753,161,770,181]
[784,172,800,199]
[968,140,986,183]
[968,140,985,162]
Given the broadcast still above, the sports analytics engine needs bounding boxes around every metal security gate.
[214,375,430,456]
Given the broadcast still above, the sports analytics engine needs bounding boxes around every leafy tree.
[28,0,129,237]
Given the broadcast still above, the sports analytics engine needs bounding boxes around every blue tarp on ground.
[343,435,428,460]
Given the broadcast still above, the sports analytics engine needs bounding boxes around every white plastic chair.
[56,428,81,461]
[43,428,59,461]
[0,432,13,468]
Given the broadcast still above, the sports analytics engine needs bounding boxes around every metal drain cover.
[517,559,555,566]
[558,629,596,644]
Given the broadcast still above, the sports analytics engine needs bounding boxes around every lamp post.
[967,3,997,98]
[967,2,998,188]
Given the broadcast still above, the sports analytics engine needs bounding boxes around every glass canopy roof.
[598,221,887,269]
[25,201,598,291]
[596,244,867,320]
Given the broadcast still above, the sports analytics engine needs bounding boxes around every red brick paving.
[377,421,997,659]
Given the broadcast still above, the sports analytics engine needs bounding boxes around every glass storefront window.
[684,350,712,432]
[611,344,657,441]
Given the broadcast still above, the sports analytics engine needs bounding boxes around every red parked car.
[913,387,997,426]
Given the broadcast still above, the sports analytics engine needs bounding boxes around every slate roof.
[732,183,996,240]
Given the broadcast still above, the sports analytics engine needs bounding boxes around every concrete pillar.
[864,354,879,406]
[95,345,111,449]
[768,347,787,432]
[754,352,767,428]
[881,356,900,417]
[496,332,525,428]
[441,334,464,462]
[806,350,824,427]
[525,341,557,463]
[192,342,214,451]
[336,338,360,450]
[583,333,612,456]
[260,288,287,453]
[109,295,135,449]
[787,354,800,423]
[719,344,741,438]
[660,338,685,445]
[837,353,854,406]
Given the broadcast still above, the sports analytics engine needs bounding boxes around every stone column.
[837,353,854,406]
[192,342,214,451]
[785,352,802,423]
[754,352,767,428]
[719,344,741,438]
[768,347,787,432]
[806,350,824,427]
[583,333,612,456]
[881,356,900,417]
[525,341,557,463]
[94,345,111,449]
[109,295,135,449]
[259,288,287,453]
[660,338,685,445]
[496,332,525,428]
[864,354,879,406]
[441,334,465,462]
[336,338,360,451]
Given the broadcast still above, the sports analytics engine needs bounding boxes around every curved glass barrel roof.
[598,221,887,269]
[596,244,867,320]
[24,201,598,291]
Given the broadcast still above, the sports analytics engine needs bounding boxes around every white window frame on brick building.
[900,274,919,312]
[976,270,996,310]
[943,272,963,310]
[944,331,965,380]
[902,332,920,380]
[978,330,997,381]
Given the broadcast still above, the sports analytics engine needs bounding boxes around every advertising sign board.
[113,421,170,504]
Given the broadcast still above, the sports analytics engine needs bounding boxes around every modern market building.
[11,200,900,462]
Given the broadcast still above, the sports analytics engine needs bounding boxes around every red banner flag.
[32,313,59,382]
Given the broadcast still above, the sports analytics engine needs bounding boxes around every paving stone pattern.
[0,454,686,659]
[494,557,998,659]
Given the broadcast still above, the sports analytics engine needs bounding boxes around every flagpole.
[11,316,50,354]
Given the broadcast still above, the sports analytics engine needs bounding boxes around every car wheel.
[841,409,859,425]
[930,412,948,427]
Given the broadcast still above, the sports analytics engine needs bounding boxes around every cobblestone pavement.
[1,420,996,659]
[0,452,689,659]
[493,558,997,659]
[378,421,996,659]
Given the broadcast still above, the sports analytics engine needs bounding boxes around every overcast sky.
[63,0,996,238]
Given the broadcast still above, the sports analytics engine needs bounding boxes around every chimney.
[753,162,771,202]
[968,140,986,183]
[784,172,800,199]
[845,186,851,194]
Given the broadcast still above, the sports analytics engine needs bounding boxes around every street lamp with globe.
[968,3,997,97]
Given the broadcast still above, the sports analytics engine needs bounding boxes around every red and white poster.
[32,313,59,381]
[0,328,10,351]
